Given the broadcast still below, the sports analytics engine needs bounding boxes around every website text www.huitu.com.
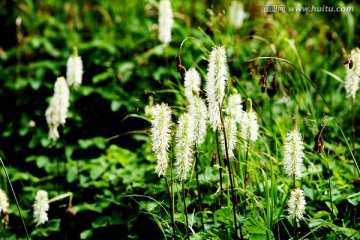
[262,4,354,13]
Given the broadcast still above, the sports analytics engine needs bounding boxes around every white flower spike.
[158,0,173,46]
[241,98,259,142]
[206,46,228,131]
[175,113,195,181]
[33,190,49,226]
[151,103,172,177]
[45,76,70,143]
[344,48,360,99]
[66,47,83,90]
[284,118,304,180]
[288,188,306,221]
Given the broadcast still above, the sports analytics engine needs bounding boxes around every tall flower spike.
[184,67,201,103]
[151,103,172,177]
[344,48,360,99]
[288,188,306,221]
[221,115,237,160]
[0,189,9,214]
[240,98,259,142]
[0,189,9,228]
[227,93,243,123]
[66,46,83,90]
[189,96,208,145]
[206,46,228,131]
[284,118,304,179]
[45,76,70,143]
[229,1,247,29]
[33,190,49,226]
[158,0,173,46]
[175,113,195,181]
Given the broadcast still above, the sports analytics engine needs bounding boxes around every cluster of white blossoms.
[151,46,261,180]
[288,188,306,221]
[151,103,172,177]
[0,189,9,228]
[33,190,49,226]
[45,77,70,142]
[206,46,228,131]
[344,48,360,99]
[284,120,304,180]
[66,47,83,90]
[229,0,247,29]
[174,113,195,181]
[284,119,306,221]
[241,98,259,143]
[158,0,173,46]
[0,189,9,214]
[45,49,83,142]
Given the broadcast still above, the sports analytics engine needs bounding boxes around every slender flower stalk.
[241,98,259,142]
[33,190,49,227]
[241,98,258,218]
[158,0,173,46]
[284,119,304,180]
[206,46,228,131]
[45,77,70,143]
[344,48,360,99]
[174,113,195,181]
[288,188,306,221]
[151,103,172,177]
[66,46,83,90]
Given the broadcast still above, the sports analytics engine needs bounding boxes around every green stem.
[219,106,242,240]
[215,128,224,206]
[243,141,250,215]
[351,98,356,180]
[182,180,189,240]
[195,149,205,231]
[0,158,29,240]
[165,177,177,240]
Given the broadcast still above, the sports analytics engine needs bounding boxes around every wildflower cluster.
[284,119,306,221]
[33,190,49,227]
[45,49,83,143]
[344,48,360,99]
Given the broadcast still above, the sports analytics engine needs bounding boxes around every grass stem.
[0,158,29,240]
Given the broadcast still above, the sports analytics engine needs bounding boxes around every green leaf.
[92,216,112,228]
[93,70,114,83]
[80,229,93,239]
[214,207,233,227]
[90,166,104,180]
[325,201,338,217]
[67,166,78,183]
[36,156,50,168]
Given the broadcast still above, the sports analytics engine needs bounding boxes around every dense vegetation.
[0,0,359,239]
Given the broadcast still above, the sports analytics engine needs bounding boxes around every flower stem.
[243,141,250,215]
[215,128,224,206]
[182,180,190,240]
[0,158,29,240]
[195,149,205,231]
[219,106,243,240]
[164,177,177,240]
